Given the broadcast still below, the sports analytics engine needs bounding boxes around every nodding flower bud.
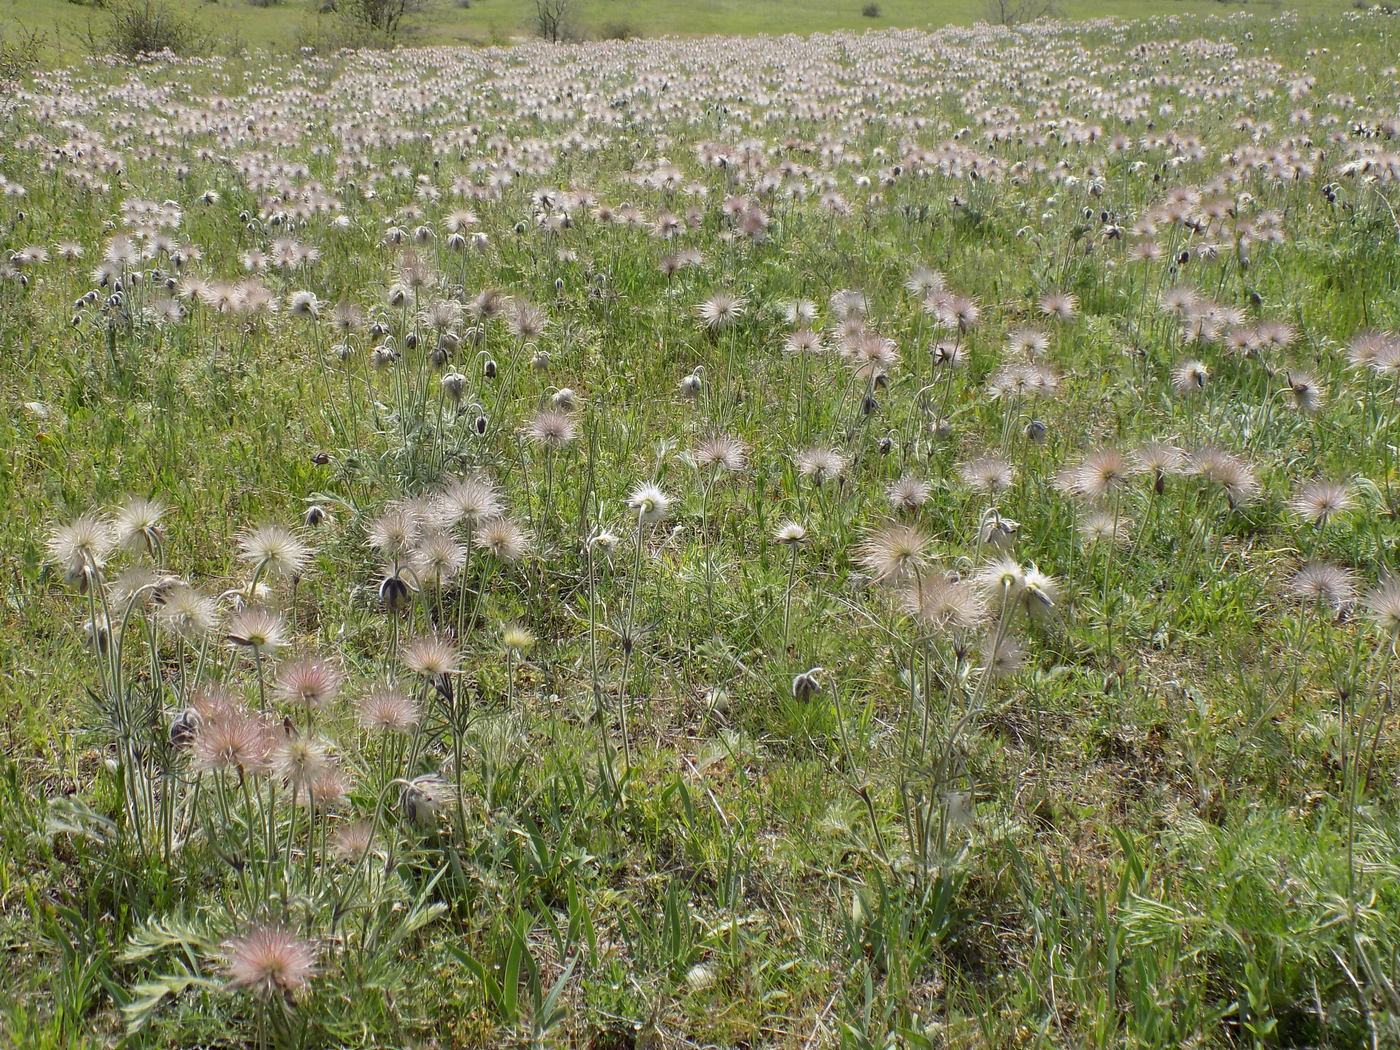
[303,504,328,527]
[428,346,448,370]
[404,331,418,350]
[931,417,953,439]
[552,387,576,410]
[474,415,489,436]
[680,373,702,396]
[791,667,823,701]
[441,372,467,401]
[379,573,413,613]
[168,709,197,749]
[483,358,497,378]
[860,394,879,415]
[370,321,390,338]
[439,331,460,352]
[531,351,551,370]
[1024,419,1047,443]
[554,278,565,293]
[388,286,407,307]
[514,221,528,235]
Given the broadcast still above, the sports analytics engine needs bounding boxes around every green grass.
[3,6,1400,1049]
[0,0,1361,54]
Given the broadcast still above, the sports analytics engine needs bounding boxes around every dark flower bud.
[169,709,197,749]
[379,573,412,612]
[483,358,497,378]
[475,414,488,435]
[791,668,822,701]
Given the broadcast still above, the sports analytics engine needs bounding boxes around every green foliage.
[2,7,1399,1049]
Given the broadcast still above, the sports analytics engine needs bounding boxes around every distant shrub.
[91,0,210,57]
[984,0,1058,24]
[0,24,48,81]
[599,20,639,39]
[862,3,881,16]
[534,0,578,42]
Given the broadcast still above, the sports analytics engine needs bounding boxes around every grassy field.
[0,0,1360,52]
[4,5,1400,1049]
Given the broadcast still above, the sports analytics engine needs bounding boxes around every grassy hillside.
[0,0,1360,53]
[5,5,1400,1049]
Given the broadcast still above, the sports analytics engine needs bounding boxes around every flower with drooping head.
[113,498,166,555]
[222,924,318,1003]
[1285,371,1325,415]
[627,483,672,524]
[1021,567,1060,619]
[1171,359,1209,395]
[401,773,456,827]
[238,525,312,580]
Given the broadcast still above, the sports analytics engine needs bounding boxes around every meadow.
[3,6,1400,1049]
[0,0,1361,54]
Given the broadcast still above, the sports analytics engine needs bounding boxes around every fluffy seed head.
[855,523,933,584]
[222,925,319,1003]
